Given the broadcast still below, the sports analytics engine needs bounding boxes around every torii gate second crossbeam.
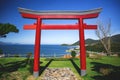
[18,7,102,77]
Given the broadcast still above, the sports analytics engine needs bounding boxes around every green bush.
[71,51,77,58]
[26,52,32,59]
[117,53,120,57]
[0,49,3,54]
[86,52,89,57]
[14,54,20,57]
[26,52,32,64]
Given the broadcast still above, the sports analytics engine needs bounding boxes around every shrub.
[71,51,77,58]
[0,49,3,54]
[14,54,20,57]
[26,52,32,59]
[86,52,89,57]
[26,52,32,64]
[117,53,120,57]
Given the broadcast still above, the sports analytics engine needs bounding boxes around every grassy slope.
[0,57,120,80]
[41,57,120,80]
[0,58,31,80]
[84,57,120,80]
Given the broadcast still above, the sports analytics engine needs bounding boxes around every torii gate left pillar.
[18,7,102,77]
[33,18,41,77]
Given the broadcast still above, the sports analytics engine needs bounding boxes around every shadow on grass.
[69,59,81,75]
[91,62,120,80]
[28,59,53,76]
[39,59,53,75]
[0,59,27,75]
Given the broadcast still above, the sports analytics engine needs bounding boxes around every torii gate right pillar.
[79,18,86,76]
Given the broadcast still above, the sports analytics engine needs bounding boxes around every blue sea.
[0,45,71,57]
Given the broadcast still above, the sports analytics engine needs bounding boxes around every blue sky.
[0,0,120,44]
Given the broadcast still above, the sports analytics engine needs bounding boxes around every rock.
[41,68,78,80]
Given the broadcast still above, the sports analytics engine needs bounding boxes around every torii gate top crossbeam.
[18,7,102,19]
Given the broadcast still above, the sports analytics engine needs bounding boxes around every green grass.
[84,56,120,80]
[0,57,25,64]
[0,56,120,80]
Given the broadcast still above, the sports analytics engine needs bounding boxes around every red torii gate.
[18,7,102,77]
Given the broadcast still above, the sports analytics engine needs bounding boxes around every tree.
[0,23,19,38]
[71,51,77,58]
[96,19,111,56]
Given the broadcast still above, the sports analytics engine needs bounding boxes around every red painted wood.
[23,24,97,30]
[33,18,41,72]
[79,18,86,70]
[19,10,100,77]
[84,25,97,29]
[20,13,99,19]
[39,13,99,19]
[21,13,38,19]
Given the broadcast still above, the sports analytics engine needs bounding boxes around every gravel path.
[41,68,78,80]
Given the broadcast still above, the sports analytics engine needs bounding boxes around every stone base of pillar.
[81,70,86,76]
[33,71,39,77]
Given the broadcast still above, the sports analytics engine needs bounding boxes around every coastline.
[0,45,70,58]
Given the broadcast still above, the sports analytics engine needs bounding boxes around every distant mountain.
[61,44,70,46]
[0,41,19,45]
[0,41,5,45]
[71,41,79,46]
[111,34,120,43]
[72,34,120,46]
[85,39,99,44]
[72,39,99,46]
[70,34,120,52]
[0,41,10,45]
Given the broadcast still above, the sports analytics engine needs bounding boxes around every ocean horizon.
[0,44,72,57]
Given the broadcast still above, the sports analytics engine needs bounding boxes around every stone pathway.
[41,68,78,80]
